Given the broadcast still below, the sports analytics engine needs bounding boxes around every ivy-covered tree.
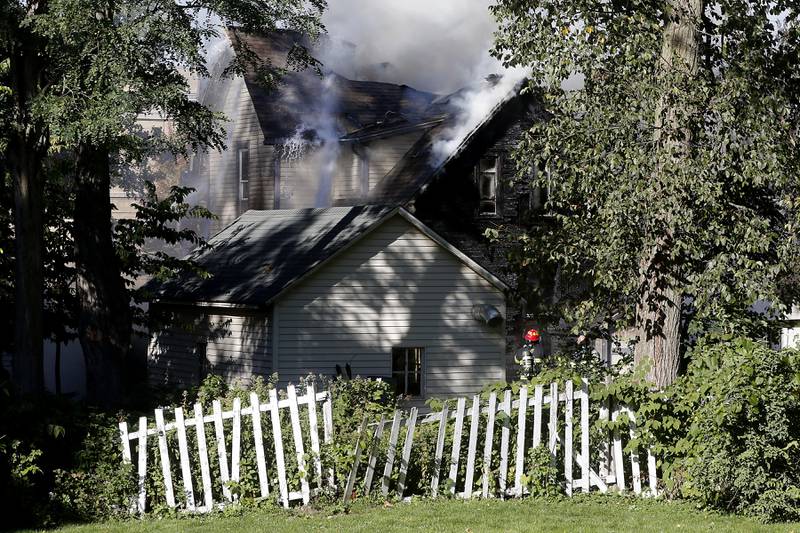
[3,0,325,404]
[490,1,800,386]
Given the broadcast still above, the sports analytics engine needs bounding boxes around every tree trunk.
[634,268,682,388]
[634,0,702,388]
[7,3,49,396]
[74,142,132,407]
[9,137,46,395]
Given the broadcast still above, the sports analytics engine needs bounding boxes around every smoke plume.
[321,0,507,94]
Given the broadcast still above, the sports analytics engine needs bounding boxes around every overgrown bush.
[0,382,135,528]
[667,336,800,522]
[588,335,800,522]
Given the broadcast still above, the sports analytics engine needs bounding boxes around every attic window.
[392,347,423,397]
[238,149,249,202]
[477,156,498,215]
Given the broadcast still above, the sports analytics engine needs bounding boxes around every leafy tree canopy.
[490,0,800,370]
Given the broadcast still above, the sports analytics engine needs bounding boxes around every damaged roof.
[231,31,439,142]
[368,78,534,205]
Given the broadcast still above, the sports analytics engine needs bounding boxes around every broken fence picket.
[344,378,659,502]
[119,385,333,514]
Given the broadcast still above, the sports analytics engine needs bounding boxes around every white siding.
[275,216,506,398]
[205,77,275,231]
[148,307,271,387]
[365,132,423,190]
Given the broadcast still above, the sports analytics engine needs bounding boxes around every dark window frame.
[476,155,500,216]
[391,347,424,397]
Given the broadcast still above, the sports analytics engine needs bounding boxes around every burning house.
[147,30,550,399]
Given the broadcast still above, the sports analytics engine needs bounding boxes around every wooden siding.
[274,215,506,398]
[365,132,423,191]
[148,306,271,387]
[205,77,276,231]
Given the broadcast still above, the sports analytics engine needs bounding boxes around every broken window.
[477,156,498,215]
[238,148,249,202]
[391,347,423,397]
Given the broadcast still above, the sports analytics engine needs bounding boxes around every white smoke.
[430,68,528,165]
[323,1,530,166]
[321,0,507,94]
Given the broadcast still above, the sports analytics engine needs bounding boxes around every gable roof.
[367,78,535,206]
[231,31,439,143]
[151,206,508,308]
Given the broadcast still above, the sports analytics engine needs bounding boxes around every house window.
[531,163,550,212]
[238,149,249,202]
[477,156,498,215]
[392,347,423,397]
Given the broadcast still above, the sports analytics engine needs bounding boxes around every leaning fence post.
[481,392,497,498]
[287,384,311,504]
[119,421,132,463]
[306,383,323,489]
[231,397,242,494]
[174,407,195,510]
[626,407,642,495]
[381,410,403,496]
[343,417,369,505]
[647,449,659,496]
[396,407,418,499]
[364,414,386,495]
[514,386,529,498]
[322,392,335,490]
[463,396,481,499]
[118,421,135,514]
[154,408,176,508]
[448,397,467,496]
[548,382,559,466]
[498,389,512,498]
[136,416,148,514]
[194,403,214,511]
[269,388,290,508]
[249,392,270,499]
[212,400,232,502]
[612,405,626,492]
[532,384,543,448]
[564,380,574,497]
[431,402,449,497]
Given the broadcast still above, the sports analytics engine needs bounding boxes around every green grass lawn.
[32,496,800,533]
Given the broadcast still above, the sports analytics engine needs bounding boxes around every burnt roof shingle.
[229,31,438,142]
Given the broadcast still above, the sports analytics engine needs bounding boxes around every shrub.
[50,412,137,522]
[667,336,800,522]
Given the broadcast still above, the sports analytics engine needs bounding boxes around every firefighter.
[515,328,542,379]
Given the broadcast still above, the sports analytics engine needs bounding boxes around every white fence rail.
[119,383,333,514]
[120,378,658,513]
[344,378,658,503]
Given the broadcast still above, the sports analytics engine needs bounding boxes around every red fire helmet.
[524,328,541,343]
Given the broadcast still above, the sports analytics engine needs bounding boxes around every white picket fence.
[118,383,333,513]
[120,378,658,513]
[343,378,658,503]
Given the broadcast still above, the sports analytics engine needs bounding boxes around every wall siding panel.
[148,307,271,387]
[275,216,505,398]
[366,132,423,191]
